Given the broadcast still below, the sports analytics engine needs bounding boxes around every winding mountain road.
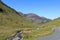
[36,27,60,40]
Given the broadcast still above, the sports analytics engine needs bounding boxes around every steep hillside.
[0,1,39,40]
[0,1,38,28]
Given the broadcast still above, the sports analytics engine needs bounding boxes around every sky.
[2,0,60,19]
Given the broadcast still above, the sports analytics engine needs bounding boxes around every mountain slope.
[0,1,38,28]
[23,13,51,24]
[0,1,39,40]
[43,17,60,27]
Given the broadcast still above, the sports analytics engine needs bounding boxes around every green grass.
[23,27,54,40]
[42,17,60,28]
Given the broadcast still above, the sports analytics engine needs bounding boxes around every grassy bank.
[23,27,54,40]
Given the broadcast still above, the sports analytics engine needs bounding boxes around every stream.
[37,27,60,40]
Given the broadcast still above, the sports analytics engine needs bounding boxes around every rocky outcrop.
[7,30,23,40]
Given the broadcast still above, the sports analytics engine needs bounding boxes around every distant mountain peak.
[19,13,51,24]
[26,13,37,15]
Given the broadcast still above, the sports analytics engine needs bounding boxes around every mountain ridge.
[19,13,51,24]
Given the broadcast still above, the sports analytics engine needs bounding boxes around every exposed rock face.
[7,30,23,40]
[21,13,51,24]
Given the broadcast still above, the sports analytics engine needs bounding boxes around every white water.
[37,27,60,40]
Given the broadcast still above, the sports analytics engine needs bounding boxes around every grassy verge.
[23,27,54,40]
